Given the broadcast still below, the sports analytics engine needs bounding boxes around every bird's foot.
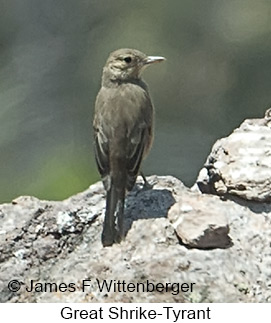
[140,172,154,190]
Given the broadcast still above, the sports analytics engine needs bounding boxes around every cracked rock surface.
[195,111,271,202]
[1,173,271,302]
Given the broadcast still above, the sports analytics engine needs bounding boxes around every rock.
[1,173,271,303]
[168,193,231,249]
[194,109,271,202]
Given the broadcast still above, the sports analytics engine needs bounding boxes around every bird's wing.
[126,96,153,191]
[93,124,109,176]
[126,126,147,190]
[93,90,111,190]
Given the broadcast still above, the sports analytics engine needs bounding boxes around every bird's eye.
[124,56,132,63]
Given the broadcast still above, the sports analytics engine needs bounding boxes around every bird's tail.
[102,180,125,247]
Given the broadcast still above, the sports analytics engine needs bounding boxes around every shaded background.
[1,0,271,203]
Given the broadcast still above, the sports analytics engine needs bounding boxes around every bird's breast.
[96,83,152,131]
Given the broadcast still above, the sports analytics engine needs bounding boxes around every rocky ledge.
[1,111,271,303]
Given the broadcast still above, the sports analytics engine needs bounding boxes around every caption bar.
[2,303,270,322]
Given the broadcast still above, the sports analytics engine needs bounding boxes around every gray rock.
[195,109,271,202]
[0,174,271,303]
[168,193,231,249]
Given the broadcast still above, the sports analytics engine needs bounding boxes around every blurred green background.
[1,0,271,203]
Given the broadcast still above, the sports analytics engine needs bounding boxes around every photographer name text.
[9,279,195,296]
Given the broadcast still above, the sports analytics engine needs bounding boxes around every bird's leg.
[140,171,153,190]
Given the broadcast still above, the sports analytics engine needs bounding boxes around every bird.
[93,48,165,246]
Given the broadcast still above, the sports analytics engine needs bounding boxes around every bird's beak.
[144,56,166,65]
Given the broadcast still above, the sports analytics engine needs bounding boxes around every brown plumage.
[93,48,165,246]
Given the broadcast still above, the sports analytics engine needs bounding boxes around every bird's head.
[102,48,165,85]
